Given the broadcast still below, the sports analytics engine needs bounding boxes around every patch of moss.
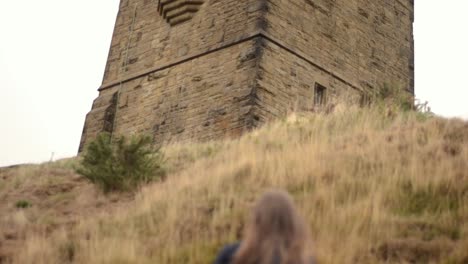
[398,220,461,241]
[396,180,467,216]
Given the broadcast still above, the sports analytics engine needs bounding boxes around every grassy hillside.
[1,105,467,263]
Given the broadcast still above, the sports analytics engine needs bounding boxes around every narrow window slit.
[314,83,327,106]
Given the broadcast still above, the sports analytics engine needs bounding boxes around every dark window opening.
[103,92,119,133]
[314,83,327,106]
[360,92,372,107]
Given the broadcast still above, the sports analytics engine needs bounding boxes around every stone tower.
[79,0,414,151]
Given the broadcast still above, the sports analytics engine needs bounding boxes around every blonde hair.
[233,190,313,264]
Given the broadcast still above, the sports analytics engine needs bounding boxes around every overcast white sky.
[0,1,467,166]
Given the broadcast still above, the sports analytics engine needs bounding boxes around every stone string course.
[79,0,414,151]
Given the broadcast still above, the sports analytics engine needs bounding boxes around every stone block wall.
[80,39,262,151]
[80,0,266,150]
[101,0,265,88]
[264,0,414,93]
[253,39,362,125]
[79,0,414,151]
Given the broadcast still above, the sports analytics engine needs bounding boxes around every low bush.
[15,200,32,209]
[76,133,166,193]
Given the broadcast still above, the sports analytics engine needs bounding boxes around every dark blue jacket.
[213,243,316,264]
[213,243,240,264]
[213,243,282,264]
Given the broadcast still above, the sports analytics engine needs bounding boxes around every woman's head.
[233,190,312,264]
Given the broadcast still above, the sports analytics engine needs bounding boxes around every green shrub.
[361,83,415,112]
[377,83,414,111]
[15,200,32,209]
[76,133,166,193]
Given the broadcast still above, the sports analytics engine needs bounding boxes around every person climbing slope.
[213,189,316,264]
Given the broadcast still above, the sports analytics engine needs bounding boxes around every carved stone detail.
[157,0,204,26]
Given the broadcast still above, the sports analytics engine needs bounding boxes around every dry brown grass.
[1,105,467,264]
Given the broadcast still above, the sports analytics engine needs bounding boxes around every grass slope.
[1,106,467,263]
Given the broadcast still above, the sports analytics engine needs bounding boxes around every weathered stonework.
[79,0,414,151]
